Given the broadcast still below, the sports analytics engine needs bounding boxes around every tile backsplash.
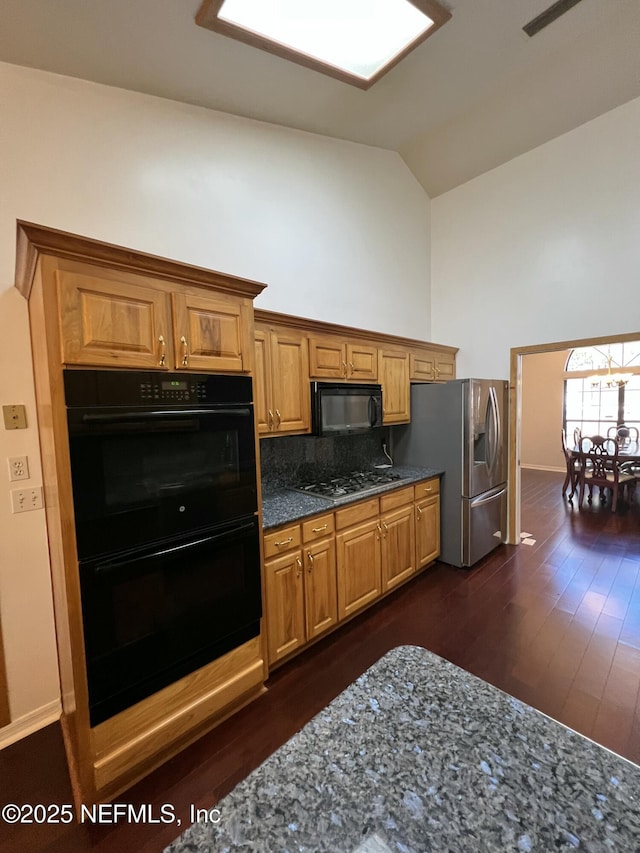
[260,431,391,489]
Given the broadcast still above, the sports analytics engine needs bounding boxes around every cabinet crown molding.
[14,221,268,301]
[254,309,458,355]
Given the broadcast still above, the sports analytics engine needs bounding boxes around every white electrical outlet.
[10,486,43,513]
[8,455,29,481]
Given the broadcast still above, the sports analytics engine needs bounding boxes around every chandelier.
[589,356,632,389]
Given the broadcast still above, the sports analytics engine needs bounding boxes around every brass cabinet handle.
[275,409,282,429]
[180,335,189,366]
[434,366,440,380]
[342,360,348,376]
[307,551,314,572]
[417,506,423,517]
[311,524,328,533]
[382,521,388,537]
[349,361,355,375]
[295,557,302,578]
[376,523,382,541]
[268,409,274,430]
[158,335,166,367]
[423,486,433,493]
[275,537,293,547]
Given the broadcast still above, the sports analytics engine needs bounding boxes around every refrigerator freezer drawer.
[462,484,507,568]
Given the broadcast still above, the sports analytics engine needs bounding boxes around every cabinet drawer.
[302,513,335,543]
[379,486,414,512]
[414,479,440,501]
[264,524,301,559]
[335,498,379,530]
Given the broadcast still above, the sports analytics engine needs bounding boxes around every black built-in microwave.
[310,381,383,436]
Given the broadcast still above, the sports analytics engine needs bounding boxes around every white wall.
[520,350,569,471]
[0,61,431,737]
[431,97,640,380]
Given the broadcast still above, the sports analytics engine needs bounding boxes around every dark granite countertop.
[261,465,442,529]
[165,645,640,853]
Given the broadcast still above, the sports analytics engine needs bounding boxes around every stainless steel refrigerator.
[392,379,508,568]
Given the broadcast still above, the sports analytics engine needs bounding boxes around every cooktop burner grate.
[291,470,407,500]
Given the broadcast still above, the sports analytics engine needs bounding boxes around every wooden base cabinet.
[265,480,439,669]
[378,485,416,591]
[264,516,338,665]
[415,479,441,568]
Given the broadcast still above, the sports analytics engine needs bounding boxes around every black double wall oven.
[64,369,261,726]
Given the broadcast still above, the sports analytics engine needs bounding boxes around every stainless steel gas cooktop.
[291,469,408,501]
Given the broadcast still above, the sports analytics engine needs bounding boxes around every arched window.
[564,342,640,440]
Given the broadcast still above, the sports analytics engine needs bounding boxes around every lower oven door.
[79,516,261,726]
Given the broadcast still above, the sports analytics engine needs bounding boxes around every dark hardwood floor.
[2,469,639,852]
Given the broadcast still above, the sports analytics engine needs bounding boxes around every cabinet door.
[336,519,382,620]
[172,292,250,372]
[378,349,410,424]
[264,551,305,665]
[304,538,338,640]
[410,349,436,382]
[308,335,346,379]
[416,496,440,569]
[346,342,378,382]
[435,351,456,382]
[58,270,170,368]
[270,330,311,434]
[254,330,273,434]
[381,505,415,592]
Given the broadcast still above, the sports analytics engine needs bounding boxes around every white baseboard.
[520,464,565,473]
[0,699,61,750]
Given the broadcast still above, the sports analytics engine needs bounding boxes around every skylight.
[196,0,451,89]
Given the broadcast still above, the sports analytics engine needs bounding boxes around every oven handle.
[93,520,256,574]
[81,408,251,424]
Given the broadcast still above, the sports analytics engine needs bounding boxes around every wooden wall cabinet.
[58,263,254,373]
[378,348,410,424]
[309,334,378,382]
[15,222,268,808]
[255,323,310,436]
[410,347,456,383]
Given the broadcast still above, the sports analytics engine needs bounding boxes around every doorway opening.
[508,330,640,543]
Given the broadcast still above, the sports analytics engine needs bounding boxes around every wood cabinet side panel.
[28,258,95,795]
[416,495,441,568]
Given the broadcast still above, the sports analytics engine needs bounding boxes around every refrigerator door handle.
[469,485,507,508]
[487,386,500,478]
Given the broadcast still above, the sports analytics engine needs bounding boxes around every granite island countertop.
[165,645,640,853]
[261,465,442,529]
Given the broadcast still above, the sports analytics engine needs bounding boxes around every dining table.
[572,439,640,462]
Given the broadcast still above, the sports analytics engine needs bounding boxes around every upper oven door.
[67,400,257,560]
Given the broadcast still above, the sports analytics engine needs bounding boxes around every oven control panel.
[140,379,202,402]
[63,370,253,407]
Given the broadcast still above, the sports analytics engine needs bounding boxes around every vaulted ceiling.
[1,0,638,196]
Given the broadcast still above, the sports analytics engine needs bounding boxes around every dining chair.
[577,435,635,512]
[607,424,639,444]
[561,428,581,501]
